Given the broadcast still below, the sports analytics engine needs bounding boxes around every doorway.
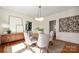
[49,20,56,38]
[25,21,32,31]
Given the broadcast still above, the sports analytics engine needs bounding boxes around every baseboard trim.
[56,39,79,45]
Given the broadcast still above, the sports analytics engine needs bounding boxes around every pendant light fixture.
[35,6,44,21]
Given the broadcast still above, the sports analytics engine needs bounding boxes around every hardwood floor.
[55,39,79,53]
[0,40,25,53]
[62,42,79,53]
[0,39,79,53]
[15,39,79,53]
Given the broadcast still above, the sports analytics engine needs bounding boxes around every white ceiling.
[0,6,77,17]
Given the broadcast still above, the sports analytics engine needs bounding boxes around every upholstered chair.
[37,33,49,53]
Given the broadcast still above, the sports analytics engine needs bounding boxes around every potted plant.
[35,27,44,33]
[7,29,11,34]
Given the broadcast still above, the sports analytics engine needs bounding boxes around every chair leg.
[39,47,48,53]
[47,49,49,53]
[45,47,48,53]
[23,42,28,48]
[23,42,30,49]
[40,49,41,53]
[40,48,48,53]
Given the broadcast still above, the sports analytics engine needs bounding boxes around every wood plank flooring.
[0,39,79,53]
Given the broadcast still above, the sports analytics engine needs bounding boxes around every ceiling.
[0,6,77,17]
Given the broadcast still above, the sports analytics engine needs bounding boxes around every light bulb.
[35,17,44,21]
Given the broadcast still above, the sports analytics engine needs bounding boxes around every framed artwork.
[59,15,79,32]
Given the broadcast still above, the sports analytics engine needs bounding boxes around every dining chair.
[49,31,54,45]
[49,31,54,41]
[24,31,37,48]
[37,33,49,53]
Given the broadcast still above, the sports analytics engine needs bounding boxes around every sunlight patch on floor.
[22,49,33,53]
[12,43,26,53]
[30,47,40,53]
[21,47,40,53]
[11,40,65,53]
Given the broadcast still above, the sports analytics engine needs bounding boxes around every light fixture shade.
[35,6,44,21]
[35,17,44,21]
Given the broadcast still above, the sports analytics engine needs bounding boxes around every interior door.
[49,20,56,37]
[49,20,56,32]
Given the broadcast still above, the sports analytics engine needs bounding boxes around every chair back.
[49,31,54,41]
[37,33,49,48]
[24,32,32,45]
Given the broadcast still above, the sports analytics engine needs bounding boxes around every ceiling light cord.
[39,6,41,18]
[35,6,44,22]
[38,6,41,18]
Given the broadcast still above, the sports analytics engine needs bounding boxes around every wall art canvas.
[59,15,79,32]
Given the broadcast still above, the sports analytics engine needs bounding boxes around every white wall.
[0,8,38,34]
[41,7,79,44]
[1,7,79,44]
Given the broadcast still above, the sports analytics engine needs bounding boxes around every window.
[9,16,24,33]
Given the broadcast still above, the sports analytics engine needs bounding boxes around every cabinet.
[1,32,24,44]
[0,32,25,53]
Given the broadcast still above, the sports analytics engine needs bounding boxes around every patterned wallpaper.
[59,15,79,32]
